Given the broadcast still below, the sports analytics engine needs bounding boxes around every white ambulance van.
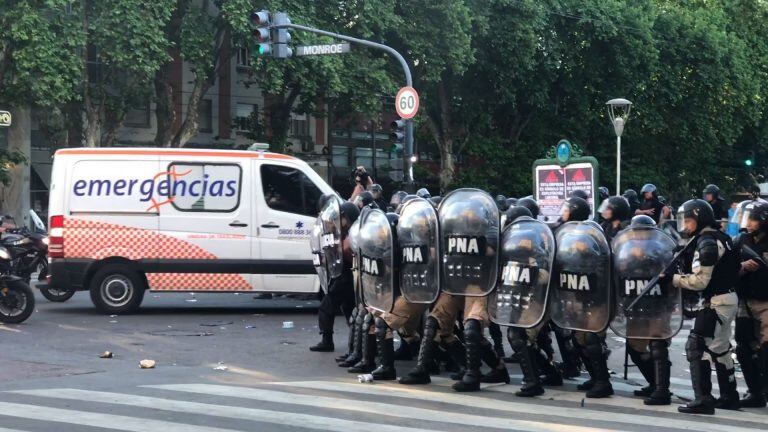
[47,147,335,314]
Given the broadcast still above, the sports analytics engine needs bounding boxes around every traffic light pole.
[275,22,415,187]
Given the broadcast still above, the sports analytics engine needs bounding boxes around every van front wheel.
[89,265,145,314]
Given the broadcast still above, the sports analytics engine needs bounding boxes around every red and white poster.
[535,163,594,223]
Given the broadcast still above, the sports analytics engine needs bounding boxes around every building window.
[236,47,251,68]
[198,100,212,133]
[355,147,373,169]
[168,163,242,212]
[235,103,257,131]
[125,102,151,128]
[332,146,349,167]
[260,164,323,217]
[290,116,309,137]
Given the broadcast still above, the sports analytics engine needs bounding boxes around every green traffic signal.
[746,159,754,167]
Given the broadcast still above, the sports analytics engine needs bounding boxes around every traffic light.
[746,150,756,168]
[390,118,406,153]
[271,12,292,59]
[250,10,272,56]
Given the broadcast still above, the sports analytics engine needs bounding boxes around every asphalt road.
[0,290,766,432]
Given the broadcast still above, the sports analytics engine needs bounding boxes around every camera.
[351,167,369,185]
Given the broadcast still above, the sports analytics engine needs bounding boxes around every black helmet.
[658,195,667,205]
[570,189,589,200]
[516,197,540,218]
[416,188,431,199]
[561,196,590,222]
[369,183,383,197]
[504,206,533,227]
[623,189,639,204]
[702,184,720,201]
[676,199,715,235]
[631,214,656,227]
[598,196,630,222]
[749,183,761,199]
[598,186,610,201]
[340,201,360,226]
[747,202,768,232]
[389,190,407,210]
[505,197,518,208]
[640,183,658,198]
[358,191,376,208]
[495,194,509,211]
[386,212,400,228]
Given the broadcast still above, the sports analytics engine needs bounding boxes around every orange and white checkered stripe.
[63,218,251,291]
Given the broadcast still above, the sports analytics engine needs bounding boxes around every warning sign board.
[534,162,597,223]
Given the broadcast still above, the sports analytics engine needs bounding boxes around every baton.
[624,235,698,313]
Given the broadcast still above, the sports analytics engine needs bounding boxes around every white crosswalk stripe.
[0,379,765,432]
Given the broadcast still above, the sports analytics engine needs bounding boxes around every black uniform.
[639,198,666,224]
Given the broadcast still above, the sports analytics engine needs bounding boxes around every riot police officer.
[703,184,727,224]
[623,189,640,215]
[672,199,741,414]
[734,201,768,408]
[636,184,667,224]
[553,197,614,398]
[598,196,630,241]
[311,201,360,352]
[369,184,388,210]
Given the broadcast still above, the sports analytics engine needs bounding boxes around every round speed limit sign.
[395,86,419,119]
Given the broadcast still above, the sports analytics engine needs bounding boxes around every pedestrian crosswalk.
[0,379,766,432]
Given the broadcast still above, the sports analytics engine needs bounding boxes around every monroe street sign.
[294,43,351,56]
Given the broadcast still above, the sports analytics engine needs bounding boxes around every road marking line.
[147,384,620,432]
[9,389,443,432]
[0,402,244,432]
[0,428,31,432]
[267,380,767,432]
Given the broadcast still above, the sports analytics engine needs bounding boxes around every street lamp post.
[606,98,633,196]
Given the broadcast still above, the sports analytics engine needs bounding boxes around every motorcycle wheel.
[0,279,35,324]
[39,285,75,302]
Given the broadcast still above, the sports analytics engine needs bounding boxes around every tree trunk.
[436,80,454,193]
[267,87,301,152]
[439,137,455,193]
[154,69,176,147]
[83,97,100,147]
[171,78,209,147]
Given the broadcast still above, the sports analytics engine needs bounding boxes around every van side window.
[168,163,242,212]
[261,164,323,217]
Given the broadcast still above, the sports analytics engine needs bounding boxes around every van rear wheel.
[89,264,145,314]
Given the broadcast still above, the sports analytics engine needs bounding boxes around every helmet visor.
[676,207,686,233]
[597,200,611,220]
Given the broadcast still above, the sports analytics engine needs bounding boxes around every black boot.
[502,352,520,363]
[679,359,715,414]
[309,333,334,352]
[645,341,671,406]
[489,322,506,359]
[554,326,582,379]
[336,308,358,362]
[480,339,510,384]
[400,317,439,385]
[445,339,467,380]
[371,318,396,380]
[338,309,363,367]
[394,337,417,361]
[534,348,563,386]
[453,319,483,392]
[584,334,613,398]
[627,344,655,397]
[714,362,741,410]
[348,315,376,373]
[737,344,767,408]
[509,328,544,397]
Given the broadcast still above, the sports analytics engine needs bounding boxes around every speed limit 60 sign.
[395,86,419,119]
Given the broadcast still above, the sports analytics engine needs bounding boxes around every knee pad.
[464,319,483,343]
[374,317,390,339]
[507,327,527,352]
[649,339,669,361]
[735,317,755,345]
[685,333,706,361]
[424,316,440,341]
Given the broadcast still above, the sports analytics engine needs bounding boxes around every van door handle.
[229,221,248,227]
[261,223,280,229]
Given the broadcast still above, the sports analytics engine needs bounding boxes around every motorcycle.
[0,245,35,324]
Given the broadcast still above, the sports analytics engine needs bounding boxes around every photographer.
[350,166,374,201]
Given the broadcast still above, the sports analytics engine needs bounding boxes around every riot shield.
[348,218,362,304]
[490,217,555,328]
[438,188,500,296]
[397,198,440,304]
[310,216,329,293]
[359,209,396,312]
[610,226,681,339]
[320,198,343,278]
[549,221,612,332]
